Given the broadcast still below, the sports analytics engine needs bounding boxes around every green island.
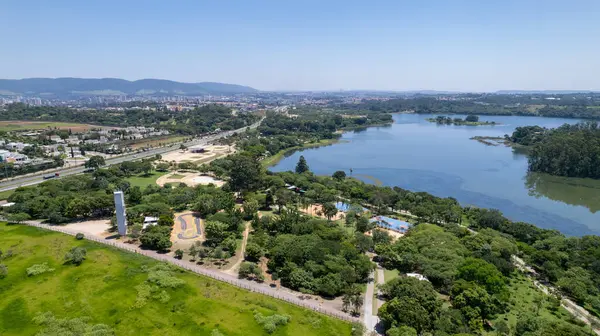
[427,115,500,126]
[473,123,600,180]
[1,110,599,336]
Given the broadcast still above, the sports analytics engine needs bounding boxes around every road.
[17,219,358,324]
[0,120,262,193]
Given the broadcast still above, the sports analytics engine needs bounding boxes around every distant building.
[189,146,205,153]
[113,191,127,236]
[407,273,429,282]
[143,216,159,229]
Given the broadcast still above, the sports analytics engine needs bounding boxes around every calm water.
[272,114,600,236]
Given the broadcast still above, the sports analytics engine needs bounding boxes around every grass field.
[0,121,100,132]
[130,136,186,149]
[383,269,399,283]
[169,173,186,180]
[486,274,582,335]
[126,171,169,188]
[0,222,352,336]
[0,189,14,201]
[262,139,340,168]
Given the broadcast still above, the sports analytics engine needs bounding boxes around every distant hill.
[0,78,258,96]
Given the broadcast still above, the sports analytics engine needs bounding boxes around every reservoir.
[271,114,600,236]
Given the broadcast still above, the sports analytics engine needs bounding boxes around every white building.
[143,216,159,229]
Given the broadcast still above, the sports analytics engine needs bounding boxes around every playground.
[157,172,225,187]
[171,212,204,249]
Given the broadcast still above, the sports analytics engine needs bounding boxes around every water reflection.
[525,173,600,213]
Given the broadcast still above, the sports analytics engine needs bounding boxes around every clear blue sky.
[1,0,599,91]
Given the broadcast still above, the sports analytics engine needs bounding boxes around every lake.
[271,114,600,236]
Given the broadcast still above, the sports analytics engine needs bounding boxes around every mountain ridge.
[0,77,258,96]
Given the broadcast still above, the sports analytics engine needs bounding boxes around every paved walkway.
[375,267,385,310]
[21,221,359,324]
[363,271,377,332]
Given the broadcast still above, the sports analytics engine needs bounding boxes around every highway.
[0,120,261,193]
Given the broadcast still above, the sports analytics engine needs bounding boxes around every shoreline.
[426,118,501,126]
[263,121,393,168]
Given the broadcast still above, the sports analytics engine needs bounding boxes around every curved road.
[0,120,262,193]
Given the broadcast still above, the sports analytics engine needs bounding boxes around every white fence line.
[22,222,359,323]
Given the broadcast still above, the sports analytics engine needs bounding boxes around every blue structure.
[335,201,367,213]
[370,216,412,233]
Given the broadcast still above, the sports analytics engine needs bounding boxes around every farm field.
[0,222,352,336]
[0,121,110,132]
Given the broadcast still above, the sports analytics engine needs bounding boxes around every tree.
[242,199,259,220]
[6,212,31,224]
[457,257,506,294]
[127,186,143,204]
[355,216,370,233]
[379,298,431,334]
[322,202,338,221]
[85,155,106,170]
[64,247,87,265]
[222,236,237,253]
[139,225,172,251]
[156,162,170,171]
[179,144,187,152]
[227,154,264,192]
[157,214,174,227]
[245,242,264,261]
[387,326,418,336]
[373,229,392,245]
[332,170,346,180]
[204,221,229,246]
[295,155,310,174]
[174,249,184,259]
[465,115,479,122]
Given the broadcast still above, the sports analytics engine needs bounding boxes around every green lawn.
[0,121,94,132]
[0,189,14,201]
[169,173,186,180]
[262,139,339,168]
[383,269,399,283]
[126,171,168,189]
[0,222,352,336]
[485,274,580,335]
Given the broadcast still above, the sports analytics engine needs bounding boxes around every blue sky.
[1,0,599,91]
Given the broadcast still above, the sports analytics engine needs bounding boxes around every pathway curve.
[223,221,251,276]
[20,220,358,324]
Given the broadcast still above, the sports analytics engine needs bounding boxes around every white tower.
[113,191,127,236]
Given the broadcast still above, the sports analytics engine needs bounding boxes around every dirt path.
[223,222,251,276]
[20,220,358,323]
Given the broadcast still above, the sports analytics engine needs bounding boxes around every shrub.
[64,247,87,265]
[75,233,85,240]
[253,311,291,334]
[0,264,7,279]
[26,263,55,277]
[174,249,184,259]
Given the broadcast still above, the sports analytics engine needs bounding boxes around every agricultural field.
[0,222,352,336]
[0,121,106,132]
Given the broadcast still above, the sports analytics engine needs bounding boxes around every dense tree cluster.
[2,103,259,135]
[339,94,600,119]
[525,122,600,179]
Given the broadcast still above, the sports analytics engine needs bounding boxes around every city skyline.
[2,0,600,91]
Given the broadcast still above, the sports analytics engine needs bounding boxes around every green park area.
[0,222,351,336]
[0,121,94,132]
[125,171,168,189]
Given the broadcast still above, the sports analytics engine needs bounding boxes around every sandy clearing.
[156,171,224,187]
[299,204,345,221]
[66,219,111,236]
[160,145,233,164]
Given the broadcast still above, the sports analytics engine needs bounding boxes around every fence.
[22,221,359,323]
